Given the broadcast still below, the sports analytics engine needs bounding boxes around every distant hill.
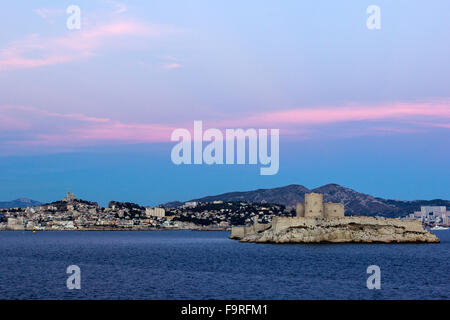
[182,184,450,218]
[191,184,310,206]
[161,201,184,208]
[0,198,42,208]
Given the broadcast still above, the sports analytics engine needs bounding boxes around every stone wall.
[230,226,246,239]
[270,216,426,234]
[296,203,304,217]
[229,217,271,239]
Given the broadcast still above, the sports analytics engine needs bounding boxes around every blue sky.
[0,1,449,205]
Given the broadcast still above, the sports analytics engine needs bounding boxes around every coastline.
[0,227,231,232]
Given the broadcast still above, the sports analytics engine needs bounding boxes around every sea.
[0,230,449,300]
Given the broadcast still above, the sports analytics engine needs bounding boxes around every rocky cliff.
[230,217,440,243]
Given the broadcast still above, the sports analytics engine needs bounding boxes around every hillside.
[183,184,449,217]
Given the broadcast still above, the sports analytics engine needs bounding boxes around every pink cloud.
[0,114,30,130]
[0,105,110,123]
[232,101,450,127]
[7,122,176,147]
[162,63,182,70]
[73,122,176,143]
[0,21,178,71]
[0,105,176,147]
[208,100,450,140]
[138,56,183,71]
[0,100,449,153]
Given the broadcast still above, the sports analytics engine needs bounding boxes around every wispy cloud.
[105,0,129,14]
[0,106,110,123]
[34,8,65,20]
[0,20,178,71]
[160,55,182,70]
[1,100,449,153]
[233,101,450,127]
[0,105,176,148]
[162,63,182,70]
[138,56,183,71]
[212,100,450,139]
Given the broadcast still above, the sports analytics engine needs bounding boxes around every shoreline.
[230,216,441,244]
[0,227,231,232]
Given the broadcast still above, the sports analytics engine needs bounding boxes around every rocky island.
[230,193,440,243]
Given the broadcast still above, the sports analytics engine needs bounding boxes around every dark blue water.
[0,230,449,299]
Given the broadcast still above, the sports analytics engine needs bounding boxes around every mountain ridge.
[163,183,449,218]
[0,198,42,208]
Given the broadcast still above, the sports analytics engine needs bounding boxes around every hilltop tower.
[63,190,75,202]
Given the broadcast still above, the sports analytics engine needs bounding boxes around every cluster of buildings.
[0,192,292,231]
[406,206,450,226]
[2,191,445,232]
[0,192,174,231]
[168,201,291,227]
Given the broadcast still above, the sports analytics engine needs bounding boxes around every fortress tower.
[324,202,345,218]
[295,193,345,219]
[304,193,324,218]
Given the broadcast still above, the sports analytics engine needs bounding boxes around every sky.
[0,0,449,206]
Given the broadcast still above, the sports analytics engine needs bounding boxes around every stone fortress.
[295,192,344,218]
[230,192,440,243]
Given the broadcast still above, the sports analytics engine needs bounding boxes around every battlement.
[232,193,345,240]
[296,193,344,219]
[229,215,271,239]
[230,193,439,243]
